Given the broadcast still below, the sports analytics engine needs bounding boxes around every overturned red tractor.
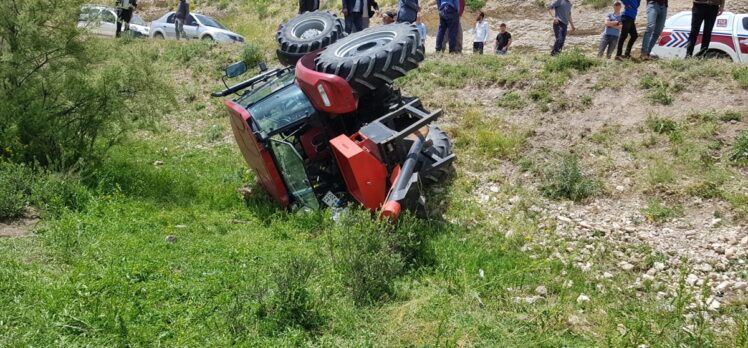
[212,11,455,219]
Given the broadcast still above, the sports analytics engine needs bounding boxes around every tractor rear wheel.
[421,126,454,184]
[314,23,424,95]
[276,11,345,67]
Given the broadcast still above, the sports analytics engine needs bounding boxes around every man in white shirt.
[473,11,489,54]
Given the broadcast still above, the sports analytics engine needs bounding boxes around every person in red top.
[439,0,465,52]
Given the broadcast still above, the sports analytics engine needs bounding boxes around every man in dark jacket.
[115,0,137,37]
[685,0,725,57]
[299,0,319,14]
[363,0,380,29]
[175,0,189,40]
[397,0,419,23]
[342,0,364,34]
[435,0,460,53]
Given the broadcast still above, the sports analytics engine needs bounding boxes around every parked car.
[150,12,245,43]
[78,4,150,38]
[652,11,748,62]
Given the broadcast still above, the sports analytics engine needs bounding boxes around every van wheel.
[700,50,730,60]
[154,32,164,40]
[202,35,214,41]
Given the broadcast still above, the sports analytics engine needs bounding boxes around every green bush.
[0,0,174,167]
[241,43,265,68]
[646,115,679,135]
[730,131,748,163]
[544,50,599,73]
[735,67,748,89]
[466,0,486,11]
[334,211,405,305]
[256,256,323,334]
[541,154,599,201]
[0,162,33,220]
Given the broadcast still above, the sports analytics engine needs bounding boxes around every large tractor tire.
[421,125,454,184]
[314,23,424,95]
[276,11,345,67]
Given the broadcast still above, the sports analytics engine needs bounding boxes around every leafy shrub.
[735,67,748,89]
[541,154,599,201]
[256,256,322,334]
[730,131,748,163]
[497,92,526,109]
[30,172,91,217]
[0,162,33,220]
[544,50,599,73]
[686,181,722,199]
[466,0,486,11]
[641,199,683,223]
[0,0,174,167]
[241,43,265,68]
[334,211,405,305]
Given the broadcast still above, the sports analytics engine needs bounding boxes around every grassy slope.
[2,1,748,346]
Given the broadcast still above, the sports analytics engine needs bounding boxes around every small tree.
[0,0,173,167]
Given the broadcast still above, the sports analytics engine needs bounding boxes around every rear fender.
[295,52,358,114]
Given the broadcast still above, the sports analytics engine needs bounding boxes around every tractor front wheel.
[276,11,345,67]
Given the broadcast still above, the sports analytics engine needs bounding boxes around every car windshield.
[131,14,146,26]
[195,14,226,29]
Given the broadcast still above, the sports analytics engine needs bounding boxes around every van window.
[743,17,748,30]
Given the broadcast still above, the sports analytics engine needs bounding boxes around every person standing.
[362,0,379,29]
[115,0,137,37]
[435,0,460,53]
[494,23,512,55]
[685,0,725,57]
[397,0,419,23]
[342,0,364,34]
[473,12,489,54]
[547,0,575,56]
[439,0,465,52]
[416,15,427,43]
[175,0,189,40]
[641,0,668,59]
[615,0,640,60]
[598,1,622,59]
[299,0,320,14]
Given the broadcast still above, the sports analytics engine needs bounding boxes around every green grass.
[735,67,748,89]
[541,154,600,202]
[641,198,683,223]
[731,131,748,163]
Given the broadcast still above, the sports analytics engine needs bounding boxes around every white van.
[651,11,748,62]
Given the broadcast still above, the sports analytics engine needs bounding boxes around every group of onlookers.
[299,0,728,60]
[592,0,725,60]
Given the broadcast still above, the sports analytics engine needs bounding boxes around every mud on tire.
[314,23,425,95]
[276,11,345,66]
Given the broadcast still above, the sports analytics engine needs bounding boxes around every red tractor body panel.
[329,134,388,210]
[295,53,358,114]
[225,100,290,207]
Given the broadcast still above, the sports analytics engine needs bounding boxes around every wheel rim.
[291,19,326,40]
[334,30,396,58]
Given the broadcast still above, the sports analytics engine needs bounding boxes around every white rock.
[653,262,666,271]
[615,185,625,192]
[514,296,541,304]
[602,272,613,279]
[535,285,548,296]
[557,215,572,223]
[564,280,574,288]
[733,282,748,291]
[707,297,721,311]
[479,269,485,279]
[697,263,713,272]
[715,281,732,292]
[489,185,500,193]
[576,293,591,303]
[686,274,699,286]
[153,160,164,166]
[619,261,635,272]
[740,236,748,246]
[725,247,737,259]
[509,195,521,204]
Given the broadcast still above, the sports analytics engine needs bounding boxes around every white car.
[652,11,748,62]
[78,4,150,38]
[149,12,245,43]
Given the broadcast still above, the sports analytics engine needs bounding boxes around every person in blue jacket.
[397,0,419,23]
[435,0,460,53]
[342,0,364,34]
[615,0,640,60]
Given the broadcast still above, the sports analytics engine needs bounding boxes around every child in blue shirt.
[598,1,623,58]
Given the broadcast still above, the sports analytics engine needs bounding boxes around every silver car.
[78,4,150,38]
[150,12,244,43]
